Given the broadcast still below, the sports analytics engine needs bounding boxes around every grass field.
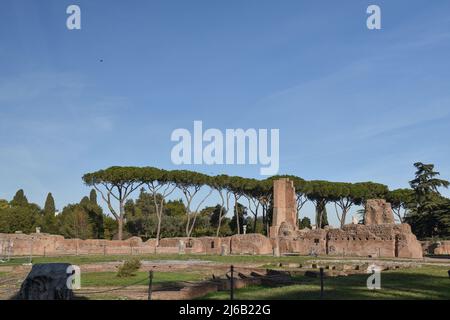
[80,271,206,287]
[2,254,449,300]
[1,253,435,267]
[0,253,317,266]
[203,266,450,300]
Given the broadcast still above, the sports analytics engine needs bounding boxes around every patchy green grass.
[0,271,9,279]
[203,266,450,300]
[80,271,206,287]
[4,253,446,268]
[1,253,316,266]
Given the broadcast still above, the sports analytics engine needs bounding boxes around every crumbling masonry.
[0,179,424,259]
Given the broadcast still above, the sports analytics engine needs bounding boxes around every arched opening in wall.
[211,241,215,249]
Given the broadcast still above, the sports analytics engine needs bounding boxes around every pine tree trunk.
[118,218,123,241]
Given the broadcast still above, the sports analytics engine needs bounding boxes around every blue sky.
[1,0,450,226]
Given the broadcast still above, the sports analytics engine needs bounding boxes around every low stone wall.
[0,225,424,259]
[421,240,450,255]
[434,241,450,255]
[278,229,327,256]
[0,233,156,256]
[229,234,273,255]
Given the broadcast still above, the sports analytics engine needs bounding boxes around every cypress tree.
[89,189,98,205]
[44,193,56,217]
[11,189,28,207]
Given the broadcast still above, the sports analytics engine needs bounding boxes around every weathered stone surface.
[18,263,74,300]
[364,199,395,225]
[278,229,327,256]
[431,241,450,255]
[0,223,423,259]
[229,234,272,255]
[325,223,422,259]
[270,178,297,238]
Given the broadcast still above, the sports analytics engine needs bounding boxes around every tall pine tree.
[406,162,450,238]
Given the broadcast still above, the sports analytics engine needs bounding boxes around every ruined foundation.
[0,179,424,259]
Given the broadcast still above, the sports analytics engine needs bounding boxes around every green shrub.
[116,258,141,277]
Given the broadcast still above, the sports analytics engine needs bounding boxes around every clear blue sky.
[1,0,450,226]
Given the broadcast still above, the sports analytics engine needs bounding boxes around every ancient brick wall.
[229,234,273,255]
[433,241,450,255]
[421,240,450,255]
[0,233,156,257]
[326,227,394,257]
[278,229,327,255]
[0,226,423,259]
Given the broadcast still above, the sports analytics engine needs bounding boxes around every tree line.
[1,162,448,241]
[0,189,116,239]
[82,162,450,241]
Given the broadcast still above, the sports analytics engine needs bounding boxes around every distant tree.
[171,170,213,237]
[142,167,177,245]
[229,203,248,234]
[44,193,56,216]
[0,205,40,234]
[191,207,215,236]
[83,167,144,240]
[406,162,450,238]
[315,201,329,229]
[293,178,309,224]
[242,178,263,235]
[57,204,94,239]
[125,189,157,238]
[409,162,449,206]
[103,215,118,240]
[225,176,250,235]
[0,190,41,234]
[305,181,332,229]
[210,204,225,228]
[256,179,273,236]
[299,217,312,229]
[80,196,104,238]
[89,189,98,206]
[386,189,415,223]
[11,189,28,207]
[210,175,232,237]
[42,192,57,233]
[165,199,186,217]
[0,199,9,210]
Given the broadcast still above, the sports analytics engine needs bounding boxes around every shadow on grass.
[204,267,450,300]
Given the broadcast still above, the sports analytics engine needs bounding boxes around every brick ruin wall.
[0,225,423,259]
[0,233,274,257]
[0,179,429,260]
[421,240,450,255]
